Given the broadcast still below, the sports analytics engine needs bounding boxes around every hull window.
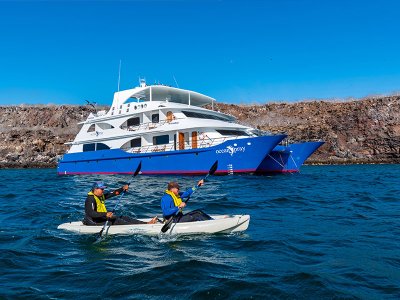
[83,143,95,152]
[83,143,110,152]
[96,143,110,151]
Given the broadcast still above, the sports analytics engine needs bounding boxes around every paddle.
[95,161,142,241]
[160,160,218,233]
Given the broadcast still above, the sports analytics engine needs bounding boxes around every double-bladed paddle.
[95,161,142,242]
[160,160,218,233]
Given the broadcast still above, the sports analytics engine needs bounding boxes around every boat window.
[97,123,114,130]
[153,135,169,145]
[182,110,232,122]
[87,124,95,132]
[130,138,141,148]
[83,143,96,152]
[216,129,249,136]
[127,117,140,127]
[96,143,110,151]
[152,113,159,123]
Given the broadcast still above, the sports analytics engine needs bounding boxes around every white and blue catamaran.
[57,79,287,175]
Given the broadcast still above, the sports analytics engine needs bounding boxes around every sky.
[1,0,400,105]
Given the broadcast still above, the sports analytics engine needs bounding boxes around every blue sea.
[1,165,399,299]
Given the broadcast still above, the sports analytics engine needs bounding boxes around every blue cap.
[92,181,107,189]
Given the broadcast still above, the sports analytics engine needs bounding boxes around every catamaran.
[57,79,287,175]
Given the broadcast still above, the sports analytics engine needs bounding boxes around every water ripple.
[1,165,400,298]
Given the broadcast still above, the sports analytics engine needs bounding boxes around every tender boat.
[57,214,250,236]
[57,79,286,175]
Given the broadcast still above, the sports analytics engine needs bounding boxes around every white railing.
[122,119,180,132]
[125,135,245,154]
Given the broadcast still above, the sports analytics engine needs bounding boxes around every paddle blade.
[161,218,173,233]
[208,160,218,176]
[134,161,142,176]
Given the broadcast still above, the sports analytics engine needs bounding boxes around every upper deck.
[110,81,215,112]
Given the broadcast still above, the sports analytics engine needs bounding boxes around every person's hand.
[123,184,129,191]
[179,202,186,209]
[106,212,113,218]
[197,179,204,187]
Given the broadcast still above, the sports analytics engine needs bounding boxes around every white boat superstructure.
[67,80,258,155]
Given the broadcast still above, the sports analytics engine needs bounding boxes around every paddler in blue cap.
[161,180,212,223]
[84,181,157,225]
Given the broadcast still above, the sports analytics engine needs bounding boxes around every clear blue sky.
[1,0,400,105]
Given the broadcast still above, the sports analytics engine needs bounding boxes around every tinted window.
[182,110,231,122]
[127,117,140,127]
[216,129,249,136]
[87,124,95,132]
[96,143,110,150]
[83,144,96,152]
[152,113,159,123]
[153,135,169,145]
[130,138,141,148]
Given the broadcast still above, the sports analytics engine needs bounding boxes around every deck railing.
[124,135,244,154]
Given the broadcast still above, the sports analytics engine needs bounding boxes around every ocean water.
[1,165,399,299]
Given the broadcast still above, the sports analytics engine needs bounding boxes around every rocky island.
[0,95,399,169]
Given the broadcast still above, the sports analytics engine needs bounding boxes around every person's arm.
[179,188,194,199]
[161,194,179,217]
[180,179,204,199]
[104,185,129,199]
[85,195,107,219]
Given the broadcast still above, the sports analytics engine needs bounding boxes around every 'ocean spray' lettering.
[215,145,246,156]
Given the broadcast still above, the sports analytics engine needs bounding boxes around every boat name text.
[215,145,245,156]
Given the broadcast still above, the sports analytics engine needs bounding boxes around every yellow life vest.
[88,191,107,212]
[165,190,182,207]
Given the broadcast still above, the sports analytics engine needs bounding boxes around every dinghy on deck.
[58,214,250,236]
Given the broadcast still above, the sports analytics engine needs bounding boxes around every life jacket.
[165,190,182,207]
[87,191,107,212]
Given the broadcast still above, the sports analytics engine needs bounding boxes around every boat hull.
[256,141,324,174]
[57,214,250,236]
[57,135,286,175]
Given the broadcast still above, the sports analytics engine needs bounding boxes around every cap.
[92,181,107,189]
[168,181,180,190]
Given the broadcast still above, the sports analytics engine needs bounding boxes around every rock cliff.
[0,95,399,169]
[212,96,400,164]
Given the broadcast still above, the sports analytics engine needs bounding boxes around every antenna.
[173,75,179,88]
[117,59,122,92]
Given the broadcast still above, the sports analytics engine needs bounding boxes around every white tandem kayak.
[57,214,250,236]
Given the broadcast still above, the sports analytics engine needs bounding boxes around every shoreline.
[1,97,399,168]
[1,160,399,171]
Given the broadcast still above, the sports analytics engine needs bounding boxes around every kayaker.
[84,181,158,225]
[161,180,212,223]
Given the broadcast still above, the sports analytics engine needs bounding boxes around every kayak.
[57,214,250,236]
